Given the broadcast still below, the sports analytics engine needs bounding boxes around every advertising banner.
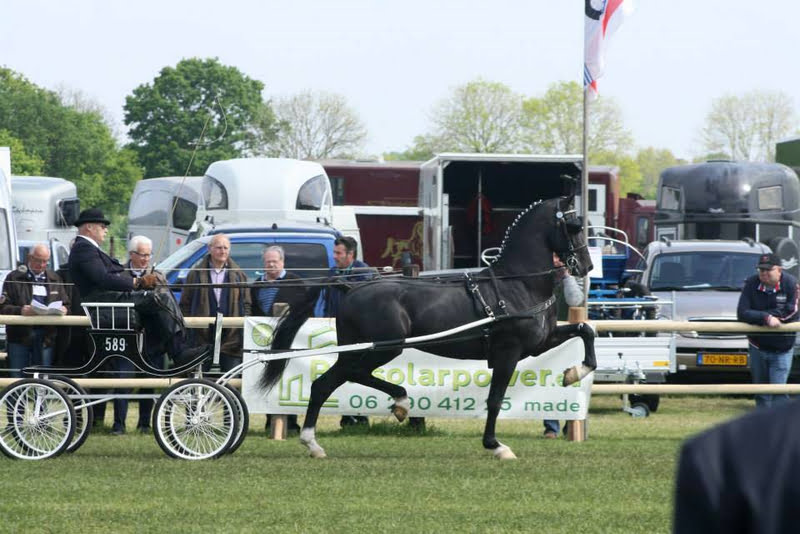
[242,317,593,420]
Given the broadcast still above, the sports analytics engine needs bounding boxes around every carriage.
[0,303,247,460]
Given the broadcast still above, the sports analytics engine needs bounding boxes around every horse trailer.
[127,176,204,264]
[10,176,79,245]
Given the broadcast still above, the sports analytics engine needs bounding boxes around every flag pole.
[581,84,590,303]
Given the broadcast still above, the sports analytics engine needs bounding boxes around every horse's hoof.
[492,444,517,460]
[309,448,327,459]
[391,397,410,422]
[562,364,593,386]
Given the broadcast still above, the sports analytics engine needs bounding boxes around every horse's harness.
[461,205,582,363]
[555,208,588,275]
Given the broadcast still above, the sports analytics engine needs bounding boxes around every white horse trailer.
[10,176,79,245]
[0,148,20,349]
[201,158,333,226]
[198,158,362,257]
[127,176,204,264]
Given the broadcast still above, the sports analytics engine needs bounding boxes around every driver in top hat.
[68,208,208,365]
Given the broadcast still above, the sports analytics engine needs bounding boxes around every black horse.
[261,195,596,459]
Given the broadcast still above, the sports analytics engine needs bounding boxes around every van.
[127,176,204,264]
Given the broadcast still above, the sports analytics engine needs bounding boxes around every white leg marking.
[492,441,517,460]
[299,428,327,459]
[391,396,410,422]
[562,364,594,386]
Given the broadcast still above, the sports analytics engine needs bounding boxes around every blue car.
[156,225,339,302]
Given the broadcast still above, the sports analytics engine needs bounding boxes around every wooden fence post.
[566,306,587,442]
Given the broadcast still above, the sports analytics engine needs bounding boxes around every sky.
[2,0,799,161]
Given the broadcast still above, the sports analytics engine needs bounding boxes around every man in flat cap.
[68,208,207,366]
[737,252,800,408]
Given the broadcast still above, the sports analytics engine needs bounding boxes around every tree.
[700,90,797,162]
[635,147,684,199]
[124,57,278,177]
[591,150,643,198]
[422,79,523,153]
[0,67,143,219]
[0,130,44,175]
[520,81,632,155]
[384,134,439,161]
[270,90,367,159]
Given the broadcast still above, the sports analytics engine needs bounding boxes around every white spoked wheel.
[50,376,93,454]
[153,379,239,460]
[221,383,249,455]
[0,379,76,460]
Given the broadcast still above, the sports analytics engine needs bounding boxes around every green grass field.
[0,395,753,534]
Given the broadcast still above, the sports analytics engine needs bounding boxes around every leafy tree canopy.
[124,57,278,177]
[0,130,44,175]
[0,67,142,218]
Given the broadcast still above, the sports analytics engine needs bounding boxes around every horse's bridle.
[554,208,588,275]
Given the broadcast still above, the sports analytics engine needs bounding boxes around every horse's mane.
[490,199,546,265]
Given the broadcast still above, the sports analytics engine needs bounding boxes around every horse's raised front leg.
[299,361,350,458]
[555,322,597,386]
[483,351,519,460]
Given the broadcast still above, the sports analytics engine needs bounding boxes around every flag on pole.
[584,0,631,97]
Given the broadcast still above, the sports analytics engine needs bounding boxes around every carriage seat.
[82,302,140,331]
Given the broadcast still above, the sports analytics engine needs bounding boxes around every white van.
[11,176,79,244]
[127,176,204,264]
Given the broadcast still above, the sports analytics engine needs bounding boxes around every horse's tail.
[258,285,322,392]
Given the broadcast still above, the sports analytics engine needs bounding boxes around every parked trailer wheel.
[0,379,76,460]
[630,394,660,413]
[153,379,238,460]
[221,384,249,455]
[628,403,650,418]
[50,376,93,453]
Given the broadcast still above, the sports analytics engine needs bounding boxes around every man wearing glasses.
[68,208,208,370]
[1,243,69,377]
[737,252,800,408]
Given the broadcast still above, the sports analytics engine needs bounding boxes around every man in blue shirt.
[315,236,376,426]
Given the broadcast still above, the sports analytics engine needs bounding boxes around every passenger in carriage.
[113,235,170,435]
[179,233,251,373]
[253,245,307,434]
[315,236,377,427]
[68,208,209,370]
[1,243,69,378]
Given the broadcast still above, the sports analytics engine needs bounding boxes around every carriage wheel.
[50,376,94,453]
[221,384,249,455]
[153,379,238,460]
[0,379,76,460]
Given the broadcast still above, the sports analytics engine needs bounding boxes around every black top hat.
[74,208,111,227]
[757,253,781,269]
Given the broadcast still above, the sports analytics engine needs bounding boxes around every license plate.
[697,353,748,366]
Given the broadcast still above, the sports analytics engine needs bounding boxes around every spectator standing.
[315,236,376,427]
[252,245,307,434]
[543,252,584,439]
[1,243,69,377]
[179,234,251,373]
[737,252,800,408]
